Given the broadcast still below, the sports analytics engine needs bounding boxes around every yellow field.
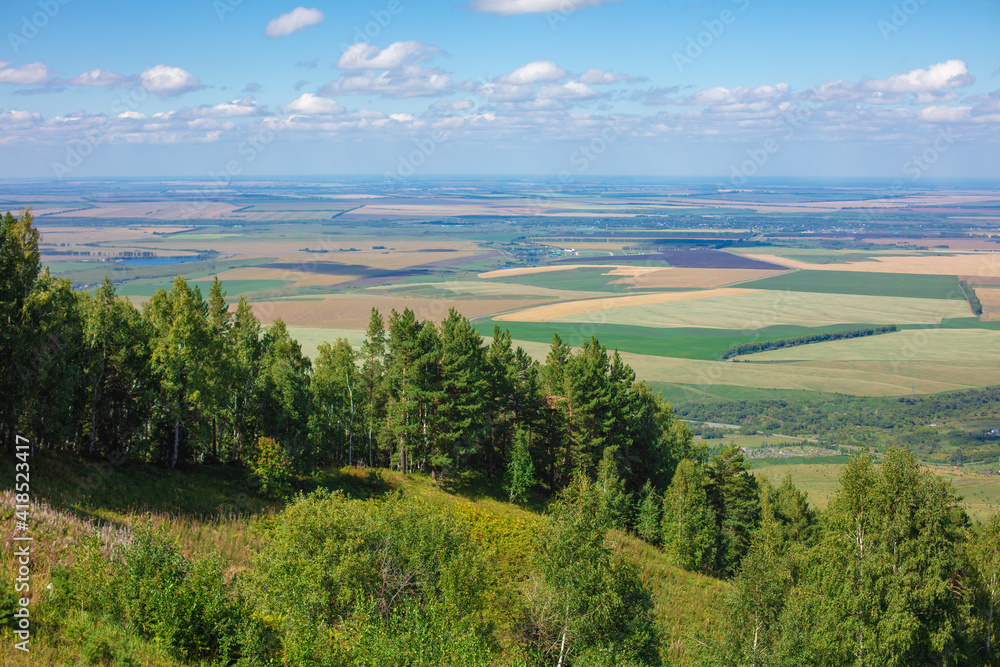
[253,296,546,329]
[608,267,785,289]
[369,280,601,300]
[285,326,369,360]
[748,252,1000,277]
[536,291,970,329]
[975,287,1000,321]
[744,329,1000,364]
[494,288,760,323]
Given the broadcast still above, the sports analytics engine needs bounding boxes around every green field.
[475,320,898,360]
[740,270,963,300]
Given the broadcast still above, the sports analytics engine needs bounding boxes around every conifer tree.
[504,427,535,504]
[360,307,386,466]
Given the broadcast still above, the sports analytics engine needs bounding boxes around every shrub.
[252,436,294,498]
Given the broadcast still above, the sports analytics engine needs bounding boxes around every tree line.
[960,279,984,316]
[1,208,694,502]
[720,325,898,360]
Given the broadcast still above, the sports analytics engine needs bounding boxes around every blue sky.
[0,0,997,180]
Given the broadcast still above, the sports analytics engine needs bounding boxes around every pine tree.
[258,318,312,466]
[226,297,264,463]
[436,310,485,477]
[706,444,760,576]
[969,515,1000,660]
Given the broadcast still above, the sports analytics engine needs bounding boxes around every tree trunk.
[172,419,180,470]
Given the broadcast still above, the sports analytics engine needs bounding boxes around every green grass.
[741,270,963,300]
[478,320,910,361]
[1,449,728,667]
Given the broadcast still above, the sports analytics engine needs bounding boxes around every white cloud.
[140,65,203,98]
[336,41,438,70]
[502,60,566,84]
[389,113,415,122]
[579,67,640,85]
[432,99,476,112]
[69,69,130,87]
[321,65,453,98]
[117,111,145,119]
[265,7,325,38]
[918,105,971,122]
[283,93,345,115]
[0,61,51,85]
[864,60,973,94]
[538,81,599,99]
[184,96,264,119]
[469,0,618,15]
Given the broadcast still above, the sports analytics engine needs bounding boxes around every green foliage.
[961,279,984,316]
[705,445,760,576]
[505,427,536,503]
[635,480,661,544]
[252,436,294,498]
[661,460,717,573]
[775,449,969,666]
[967,515,1000,660]
[248,489,506,665]
[54,526,264,664]
[595,449,633,531]
[526,474,661,666]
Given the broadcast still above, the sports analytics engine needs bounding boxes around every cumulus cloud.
[265,7,325,38]
[68,69,131,87]
[336,41,439,70]
[864,60,973,94]
[183,96,265,119]
[140,65,203,98]
[283,93,345,115]
[538,81,599,99]
[501,60,566,84]
[579,67,643,85]
[321,65,453,98]
[469,0,619,15]
[0,61,51,85]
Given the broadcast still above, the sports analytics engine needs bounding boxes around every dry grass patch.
[744,329,1000,364]
[609,267,785,289]
[494,288,758,323]
[254,296,547,328]
[749,252,1000,276]
[548,291,970,329]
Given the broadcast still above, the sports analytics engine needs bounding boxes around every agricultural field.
[16,178,1000,403]
[750,458,1000,521]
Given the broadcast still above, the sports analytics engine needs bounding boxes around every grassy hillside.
[0,451,727,666]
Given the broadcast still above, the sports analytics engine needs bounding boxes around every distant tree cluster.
[720,325,898,360]
[960,279,984,316]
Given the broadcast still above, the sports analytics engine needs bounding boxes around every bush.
[252,436,294,498]
[55,526,267,664]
